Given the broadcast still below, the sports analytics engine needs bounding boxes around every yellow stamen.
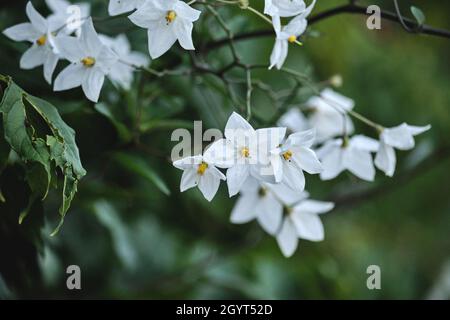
[288,35,297,43]
[81,57,96,67]
[36,35,47,46]
[165,10,177,24]
[197,162,208,175]
[282,150,293,161]
[241,147,250,158]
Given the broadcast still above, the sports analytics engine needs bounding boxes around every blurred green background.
[0,0,449,299]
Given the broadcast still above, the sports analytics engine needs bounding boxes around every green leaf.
[114,152,170,196]
[410,6,425,26]
[0,75,86,235]
[94,103,132,143]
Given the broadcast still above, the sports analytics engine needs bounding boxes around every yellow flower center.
[36,35,47,46]
[197,162,208,175]
[241,147,250,158]
[81,57,96,68]
[165,10,177,24]
[282,150,293,161]
[288,35,297,43]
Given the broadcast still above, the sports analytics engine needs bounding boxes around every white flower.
[269,1,315,69]
[2,2,60,84]
[53,18,118,102]
[277,198,334,257]
[264,0,310,18]
[270,129,322,192]
[375,123,431,177]
[305,88,355,142]
[129,0,201,59]
[173,154,226,202]
[277,108,310,133]
[99,34,150,90]
[205,112,286,197]
[108,0,146,16]
[46,0,90,35]
[230,178,308,235]
[316,135,380,181]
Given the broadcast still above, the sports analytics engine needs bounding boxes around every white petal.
[203,138,236,168]
[80,18,103,57]
[292,146,322,174]
[286,129,315,148]
[128,1,163,28]
[408,124,431,136]
[53,36,85,63]
[82,68,105,102]
[46,0,70,13]
[291,211,324,241]
[127,52,150,67]
[276,40,288,70]
[224,112,255,142]
[208,165,226,181]
[230,192,259,224]
[381,123,415,150]
[173,20,195,50]
[319,146,344,180]
[256,127,286,158]
[343,147,376,181]
[43,51,59,84]
[173,155,202,169]
[26,2,48,34]
[350,134,379,152]
[174,1,201,21]
[198,171,221,202]
[257,193,283,235]
[226,164,250,197]
[147,25,177,59]
[270,153,283,183]
[374,141,396,177]
[276,218,298,258]
[3,23,40,42]
[277,108,309,133]
[282,160,305,192]
[269,39,283,70]
[268,182,309,206]
[320,88,355,112]
[294,200,334,215]
[54,64,85,91]
[109,0,139,16]
[180,168,199,192]
[20,45,46,69]
[283,15,307,36]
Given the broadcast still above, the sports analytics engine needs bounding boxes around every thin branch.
[206,2,450,50]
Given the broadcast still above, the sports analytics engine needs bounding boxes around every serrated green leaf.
[0,75,86,235]
[114,152,170,196]
[410,6,425,26]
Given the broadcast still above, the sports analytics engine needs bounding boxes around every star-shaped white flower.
[277,197,334,257]
[129,0,201,59]
[53,18,118,102]
[108,0,146,16]
[99,34,150,90]
[316,135,380,181]
[375,123,431,177]
[305,88,355,142]
[46,0,90,35]
[264,0,311,18]
[173,154,226,202]
[270,129,322,192]
[205,112,286,197]
[269,1,316,70]
[230,177,308,235]
[3,2,60,84]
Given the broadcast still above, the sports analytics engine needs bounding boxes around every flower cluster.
[3,1,149,102]
[173,90,430,257]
